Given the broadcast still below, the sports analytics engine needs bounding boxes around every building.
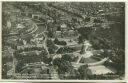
[60,23,68,32]
[55,31,61,38]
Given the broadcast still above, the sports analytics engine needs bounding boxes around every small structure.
[60,23,67,32]
[55,31,61,38]
[80,41,92,54]
[84,41,92,51]
[17,24,25,29]
[80,44,86,54]
[68,30,75,37]
[7,20,11,28]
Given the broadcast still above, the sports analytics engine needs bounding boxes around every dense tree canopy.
[47,39,58,54]
[53,58,73,74]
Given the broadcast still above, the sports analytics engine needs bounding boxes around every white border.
[0,1,2,81]
[0,0,127,82]
[1,0,127,2]
[125,1,128,82]
[0,0,127,2]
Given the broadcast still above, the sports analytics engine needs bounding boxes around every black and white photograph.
[2,2,125,80]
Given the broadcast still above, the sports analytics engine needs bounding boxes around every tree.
[2,57,7,79]
[56,46,75,54]
[84,17,90,22]
[15,60,24,73]
[77,27,92,41]
[80,44,85,54]
[78,64,90,79]
[94,19,103,23]
[78,35,84,43]
[39,49,51,64]
[47,39,58,54]
[2,10,10,26]
[54,38,67,46]
[54,38,59,44]
[53,58,62,66]
[47,29,54,38]
[61,54,72,62]
[109,49,125,75]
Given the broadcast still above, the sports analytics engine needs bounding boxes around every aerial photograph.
[2,2,125,80]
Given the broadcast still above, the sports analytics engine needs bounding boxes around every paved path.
[72,57,108,68]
